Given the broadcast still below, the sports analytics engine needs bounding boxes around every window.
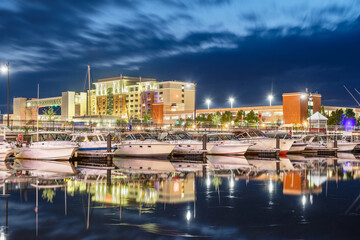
[182,100,184,103]
[172,116,179,120]
[159,84,163,89]
[164,116,170,120]
[160,92,163,94]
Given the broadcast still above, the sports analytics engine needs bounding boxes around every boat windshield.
[208,134,238,141]
[248,131,266,137]
[38,133,71,142]
[235,132,250,139]
[169,133,192,140]
[122,133,155,141]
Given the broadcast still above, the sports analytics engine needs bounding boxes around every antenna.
[344,85,360,106]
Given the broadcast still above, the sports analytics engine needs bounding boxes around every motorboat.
[234,129,295,155]
[303,135,358,152]
[0,134,13,161]
[70,132,113,152]
[207,155,252,170]
[114,132,176,158]
[113,158,176,174]
[14,132,78,160]
[158,131,213,155]
[205,133,253,155]
[11,159,78,176]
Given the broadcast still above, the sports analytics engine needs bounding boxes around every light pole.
[1,62,10,127]
[268,94,273,106]
[206,99,211,110]
[229,97,234,109]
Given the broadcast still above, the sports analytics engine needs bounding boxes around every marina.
[0,154,360,239]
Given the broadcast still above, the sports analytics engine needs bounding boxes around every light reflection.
[206,177,211,188]
[186,210,191,221]
[229,178,235,189]
[268,180,274,193]
[302,195,306,206]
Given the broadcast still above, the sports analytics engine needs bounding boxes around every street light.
[268,94,273,106]
[229,97,234,109]
[206,99,211,110]
[1,62,10,127]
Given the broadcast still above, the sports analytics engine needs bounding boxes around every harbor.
[1,0,360,239]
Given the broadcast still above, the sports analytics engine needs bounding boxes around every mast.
[88,65,92,129]
[37,84,39,140]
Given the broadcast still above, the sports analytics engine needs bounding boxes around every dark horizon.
[1,0,360,113]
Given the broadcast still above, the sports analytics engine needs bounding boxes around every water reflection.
[0,154,360,239]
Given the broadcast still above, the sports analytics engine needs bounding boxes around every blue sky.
[0,0,360,112]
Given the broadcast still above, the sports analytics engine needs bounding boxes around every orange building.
[282,92,321,124]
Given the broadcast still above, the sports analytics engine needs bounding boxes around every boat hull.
[15,146,78,160]
[288,143,307,153]
[207,143,252,155]
[115,143,175,158]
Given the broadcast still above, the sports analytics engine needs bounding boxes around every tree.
[327,109,344,125]
[142,113,152,124]
[175,118,185,127]
[245,110,259,123]
[107,88,114,115]
[345,108,355,119]
[320,105,328,117]
[185,117,194,127]
[235,110,245,125]
[116,118,127,127]
[42,107,56,121]
[212,112,222,127]
[221,111,233,123]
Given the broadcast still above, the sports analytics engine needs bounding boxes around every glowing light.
[225,123,229,128]
[229,178,235,189]
[206,99,211,109]
[268,181,274,193]
[268,94,273,106]
[229,97,234,108]
[301,94,307,100]
[301,195,306,206]
[1,65,8,73]
[173,181,180,194]
[192,124,196,129]
[303,121,308,127]
[186,210,191,221]
[206,177,211,187]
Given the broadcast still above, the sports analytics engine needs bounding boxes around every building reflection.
[67,172,196,206]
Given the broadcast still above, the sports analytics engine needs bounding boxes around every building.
[160,90,360,126]
[11,75,196,126]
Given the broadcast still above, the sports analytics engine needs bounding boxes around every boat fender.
[17,134,23,143]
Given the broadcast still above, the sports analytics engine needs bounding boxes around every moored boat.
[114,132,176,158]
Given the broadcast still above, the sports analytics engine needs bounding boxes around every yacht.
[158,131,213,155]
[234,129,295,155]
[207,155,252,170]
[303,135,358,152]
[14,132,78,160]
[205,133,253,155]
[0,135,12,161]
[114,132,176,158]
[70,132,113,152]
[113,158,176,174]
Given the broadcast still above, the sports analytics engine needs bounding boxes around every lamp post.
[1,62,10,127]
[206,99,211,110]
[268,94,273,106]
[229,97,234,109]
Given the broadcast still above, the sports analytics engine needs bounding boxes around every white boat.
[0,138,13,161]
[303,135,357,152]
[113,158,176,174]
[70,132,112,152]
[14,132,78,160]
[207,155,251,170]
[206,133,252,155]
[114,132,176,158]
[159,131,213,155]
[11,159,78,176]
[234,130,295,155]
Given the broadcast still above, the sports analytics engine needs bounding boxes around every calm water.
[1,155,360,239]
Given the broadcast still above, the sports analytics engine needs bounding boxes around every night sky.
[1,0,360,113]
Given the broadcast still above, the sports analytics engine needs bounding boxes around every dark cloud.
[0,0,360,113]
